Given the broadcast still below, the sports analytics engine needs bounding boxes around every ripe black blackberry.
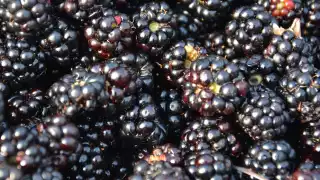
[244,140,296,180]
[263,21,314,74]
[180,116,242,157]
[58,0,113,23]
[303,0,320,36]
[156,88,195,141]
[0,0,52,37]
[302,120,320,154]
[255,0,304,28]
[225,5,274,55]
[182,55,249,116]
[90,60,140,112]
[306,36,320,69]
[203,32,236,60]
[47,69,110,117]
[184,149,234,180]
[277,64,320,122]
[40,17,79,71]
[37,115,81,167]
[171,11,203,39]
[178,0,235,25]
[233,54,279,88]
[0,126,49,172]
[113,52,154,92]
[132,1,176,56]
[299,160,320,172]
[161,38,207,86]
[293,170,320,180]
[7,89,49,125]
[129,160,190,180]
[85,10,134,59]
[67,142,109,180]
[0,162,23,180]
[32,166,63,180]
[0,34,47,91]
[119,93,167,148]
[238,88,293,140]
[294,160,320,180]
[77,113,117,149]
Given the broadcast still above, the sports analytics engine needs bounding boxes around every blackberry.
[77,113,117,149]
[119,93,167,148]
[184,149,234,180]
[299,160,320,172]
[37,115,81,166]
[0,126,48,172]
[85,10,134,59]
[237,88,293,140]
[294,160,320,180]
[277,65,320,122]
[302,120,320,153]
[171,11,203,39]
[180,116,242,157]
[178,0,235,24]
[90,60,140,113]
[67,142,109,180]
[112,52,154,92]
[306,36,320,69]
[161,38,207,86]
[182,55,249,116]
[47,69,109,117]
[140,143,183,166]
[264,21,314,74]
[233,54,279,88]
[256,0,303,28]
[32,166,63,180]
[7,89,49,125]
[293,170,320,180]
[303,0,320,36]
[0,35,47,90]
[40,17,79,71]
[129,160,190,180]
[156,88,193,140]
[58,0,113,23]
[0,0,52,37]
[203,32,236,60]
[133,1,176,56]
[225,5,274,55]
[244,140,296,179]
[0,162,23,180]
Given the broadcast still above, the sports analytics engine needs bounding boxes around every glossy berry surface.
[0,1,319,179]
[244,140,296,180]
[238,88,293,140]
[132,1,176,55]
[183,55,249,116]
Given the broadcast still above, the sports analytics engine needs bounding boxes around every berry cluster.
[0,0,320,179]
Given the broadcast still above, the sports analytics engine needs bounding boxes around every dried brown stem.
[272,18,302,38]
[234,166,269,180]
